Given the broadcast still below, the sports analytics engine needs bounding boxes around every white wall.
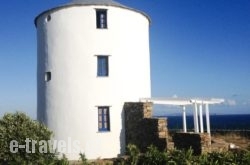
[37,5,151,160]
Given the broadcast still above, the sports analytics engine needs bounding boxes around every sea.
[155,114,250,130]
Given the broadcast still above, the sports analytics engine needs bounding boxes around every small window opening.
[98,106,110,132]
[97,56,109,77]
[45,72,51,82]
[96,9,107,29]
[46,15,51,22]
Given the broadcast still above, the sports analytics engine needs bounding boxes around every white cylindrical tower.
[35,0,151,160]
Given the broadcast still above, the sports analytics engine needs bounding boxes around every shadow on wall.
[119,108,126,156]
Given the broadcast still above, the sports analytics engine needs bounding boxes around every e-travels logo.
[9,137,82,154]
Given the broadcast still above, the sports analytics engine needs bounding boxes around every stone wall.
[124,102,168,152]
[173,133,211,155]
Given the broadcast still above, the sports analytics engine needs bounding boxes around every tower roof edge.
[34,0,151,27]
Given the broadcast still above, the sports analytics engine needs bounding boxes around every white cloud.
[172,94,178,98]
[242,99,250,105]
[225,99,237,106]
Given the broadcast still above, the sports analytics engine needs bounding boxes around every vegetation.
[79,152,88,165]
[142,145,168,165]
[126,144,140,165]
[0,112,69,165]
[1,112,250,164]
[120,144,250,165]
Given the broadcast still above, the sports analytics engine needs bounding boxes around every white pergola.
[140,98,224,134]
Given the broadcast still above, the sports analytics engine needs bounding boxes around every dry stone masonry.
[124,102,168,152]
[173,132,211,155]
[124,102,212,155]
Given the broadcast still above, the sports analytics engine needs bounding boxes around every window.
[45,72,51,82]
[46,15,51,22]
[98,106,110,132]
[97,56,109,77]
[96,9,107,29]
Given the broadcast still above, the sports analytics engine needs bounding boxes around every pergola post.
[205,103,211,134]
[199,104,204,133]
[182,106,187,133]
[193,102,199,133]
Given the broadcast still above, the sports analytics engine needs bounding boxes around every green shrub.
[242,150,250,164]
[126,144,140,165]
[206,152,231,165]
[0,112,57,164]
[54,154,69,165]
[113,157,126,165]
[123,144,250,165]
[79,152,88,165]
[168,148,194,165]
[143,145,168,165]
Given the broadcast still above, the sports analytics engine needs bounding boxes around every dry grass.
[69,158,114,165]
[211,131,250,151]
[168,130,250,152]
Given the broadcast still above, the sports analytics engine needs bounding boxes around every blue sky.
[0,0,249,118]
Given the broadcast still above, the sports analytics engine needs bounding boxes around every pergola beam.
[140,97,224,134]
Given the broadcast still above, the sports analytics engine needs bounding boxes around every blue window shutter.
[97,56,109,76]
